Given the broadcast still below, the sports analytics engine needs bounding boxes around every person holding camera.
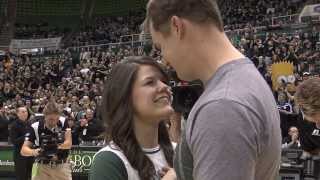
[20,100,72,180]
[9,105,34,180]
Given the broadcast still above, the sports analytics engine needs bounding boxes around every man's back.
[174,58,281,180]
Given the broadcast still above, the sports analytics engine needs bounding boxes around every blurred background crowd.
[0,0,319,148]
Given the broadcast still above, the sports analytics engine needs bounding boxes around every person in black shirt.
[20,100,72,180]
[0,103,9,142]
[9,105,34,180]
[295,77,320,154]
[73,108,104,145]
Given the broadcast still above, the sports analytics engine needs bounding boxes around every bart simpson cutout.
[271,61,295,92]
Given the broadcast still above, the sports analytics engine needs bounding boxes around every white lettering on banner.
[9,37,62,54]
[70,152,95,173]
[82,155,92,167]
[0,160,14,166]
[73,154,82,167]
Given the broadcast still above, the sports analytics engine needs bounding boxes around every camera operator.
[9,105,34,180]
[20,100,72,180]
[295,77,320,155]
[73,108,104,145]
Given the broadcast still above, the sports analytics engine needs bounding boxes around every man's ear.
[171,16,185,40]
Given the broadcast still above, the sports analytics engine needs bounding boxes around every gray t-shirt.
[174,58,281,180]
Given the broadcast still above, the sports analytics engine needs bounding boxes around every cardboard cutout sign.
[271,61,295,92]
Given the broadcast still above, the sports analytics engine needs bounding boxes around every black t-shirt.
[73,118,104,143]
[9,118,34,160]
[0,115,9,142]
[297,113,320,152]
[280,111,299,138]
[25,117,70,160]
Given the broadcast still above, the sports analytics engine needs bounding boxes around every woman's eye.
[161,79,169,85]
[145,80,154,85]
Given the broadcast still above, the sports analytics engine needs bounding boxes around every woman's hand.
[159,167,177,180]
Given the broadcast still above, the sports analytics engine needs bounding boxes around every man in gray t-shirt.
[174,58,281,180]
[145,0,281,179]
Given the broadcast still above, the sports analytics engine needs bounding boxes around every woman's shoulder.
[90,150,128,180]
[93,149,123,164]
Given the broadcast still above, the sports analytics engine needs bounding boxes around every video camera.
[167,69,204,118]
[280,149,320,180]
[38,129,65,159]
[171,84,203,116]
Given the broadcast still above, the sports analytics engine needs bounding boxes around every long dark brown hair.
[102,56,174,180]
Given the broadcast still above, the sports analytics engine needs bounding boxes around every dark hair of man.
[295,77,320,116]
[101,56,174,180]
[144,0,224,36]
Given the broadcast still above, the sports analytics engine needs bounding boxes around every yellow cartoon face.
[271,61,294,91]
[276,74,296,92]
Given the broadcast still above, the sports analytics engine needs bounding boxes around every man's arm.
[190,100,260,180]
[58,128,72,149]
[21,140,40,157]
[20,126,41,157]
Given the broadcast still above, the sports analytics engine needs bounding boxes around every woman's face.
[132,65,174,125]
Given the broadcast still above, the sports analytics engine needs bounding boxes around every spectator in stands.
[0,102,10,142]
[90,57,175,180]
[72,11,145,46]
[73,108,104,145]
[14,23,67,39]
[277,91,293,113]
[282,126,301,149]
[220,0,306,29]
[9,105,34,180]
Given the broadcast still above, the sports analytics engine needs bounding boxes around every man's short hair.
[295,77,320,116]
[144,0,224,35]
[43,100,61,116]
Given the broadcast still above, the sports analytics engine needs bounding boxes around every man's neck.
[189,30,245,84]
